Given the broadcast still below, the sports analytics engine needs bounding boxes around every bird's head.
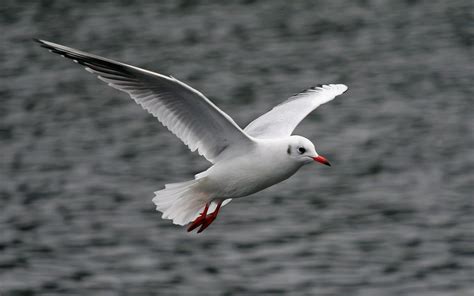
[286,135,331,166]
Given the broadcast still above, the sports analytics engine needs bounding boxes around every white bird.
[36,39,348,233]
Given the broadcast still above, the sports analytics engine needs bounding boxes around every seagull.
[36,39,348,233]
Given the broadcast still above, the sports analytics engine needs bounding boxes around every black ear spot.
[287,145,291,155]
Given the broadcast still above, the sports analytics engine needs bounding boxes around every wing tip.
[333,84,348,94]
[34,38,67,55]
[313,84,348,95]
[33,38,48,49]
[33,38,52,48]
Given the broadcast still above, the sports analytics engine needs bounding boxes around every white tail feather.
[152,179,232,226]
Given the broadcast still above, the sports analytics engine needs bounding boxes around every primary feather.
[35,39,254,163]
[244,84,347,139]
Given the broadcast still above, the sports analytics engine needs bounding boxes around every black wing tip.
[287,83,348,100]
[310,84,331,90]
[310,84,348,93]
[301,84,324,93]
[33,38,48,46]
[34,38,56,51]
[34,38,135,78]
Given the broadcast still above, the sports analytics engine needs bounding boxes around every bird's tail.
[152,178,231,226]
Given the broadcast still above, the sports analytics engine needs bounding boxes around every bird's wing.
[36,39,254,163]
[244,84,347,139]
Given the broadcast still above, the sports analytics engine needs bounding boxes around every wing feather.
[36,39,254,163]
[244,84,347,138]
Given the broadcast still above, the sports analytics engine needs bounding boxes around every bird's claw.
[187,201,223,233]
[187,214,206,232]
[197,214,217,233]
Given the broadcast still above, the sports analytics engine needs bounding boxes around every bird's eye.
[297,147,306,154]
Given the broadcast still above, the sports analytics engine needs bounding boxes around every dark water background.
[1,1,473,295]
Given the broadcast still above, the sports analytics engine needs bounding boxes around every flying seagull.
[36,39,348,233]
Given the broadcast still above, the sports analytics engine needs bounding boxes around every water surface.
[1,1,473,295]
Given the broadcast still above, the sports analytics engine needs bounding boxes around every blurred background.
[1,1,473,295]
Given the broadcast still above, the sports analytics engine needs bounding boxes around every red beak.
[313,155,331,166]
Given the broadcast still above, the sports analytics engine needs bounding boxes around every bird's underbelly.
[200,156,301,198]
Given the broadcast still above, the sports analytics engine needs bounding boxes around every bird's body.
[198,137,305,199]
[154,136,310,227]
[36,39,348,232]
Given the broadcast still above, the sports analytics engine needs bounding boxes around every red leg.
[187,202,209,232]
[197,200,223,233]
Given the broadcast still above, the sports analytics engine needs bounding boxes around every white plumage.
[37,39,348,232]
[245,84,348,138]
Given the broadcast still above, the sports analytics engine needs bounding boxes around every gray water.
[1,1,473,295]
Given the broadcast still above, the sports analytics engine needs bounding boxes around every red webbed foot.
[187,200,223,233]
[187,203,209,232]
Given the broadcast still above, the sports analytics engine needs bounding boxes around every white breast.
[202,138,303,198]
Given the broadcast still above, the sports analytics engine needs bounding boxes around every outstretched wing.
[244,84,348,139]
[36,39,254,163]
